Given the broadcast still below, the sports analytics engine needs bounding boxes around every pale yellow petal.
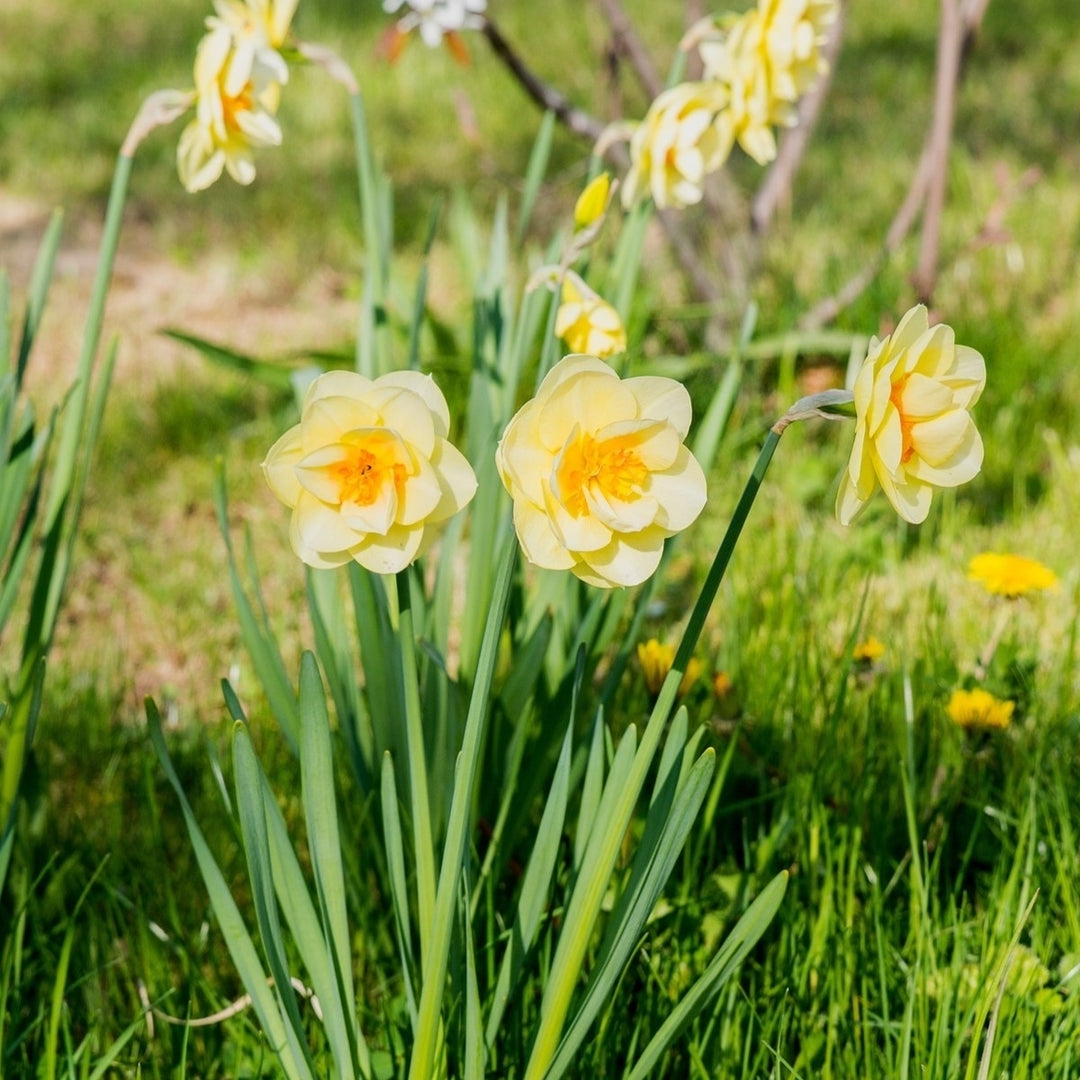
[514,501,576,571]
[646,447,707,531]
[428,438,478,523]
[351,523,424,575]
[579,528,666,588]
[261,424,304,506]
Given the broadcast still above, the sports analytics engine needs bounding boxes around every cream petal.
[909,409,972,467]
[942,344,986,408]
[580,529,666,588]
[376,371,451,437]
[496,404,550,506]
[542,479,612,554]
[428,438,478,522]
[293,491,362,552]
[887,305,929,358]
[900,372,954,419]
[514,501,576,571]
[880,475,934,524]
[647,447,708,531]
[223,149,256,186]
[533,354,613,401]
[537,368,636,451]
[908,322,954,378]
[341,487,397,535]
[594,417,679,470]
[374,387,437,457]
[301,396,380,449]
[834,468,868,527]
[584,484,658,533]
[305,370,375,406]
[262,424,304,506]
[396,453,443,526]
[873,406,904,475]
[289,513,353,569]
[351,522,424,575]
[623,376,693,437]
[908,419,983,485]
[176,122,225,193]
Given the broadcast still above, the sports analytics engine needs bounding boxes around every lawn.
[2,0,1079,1077]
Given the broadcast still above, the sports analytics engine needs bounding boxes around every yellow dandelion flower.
[967,553,1058,599]
[853,636,885,663]
[946,687,1015,730]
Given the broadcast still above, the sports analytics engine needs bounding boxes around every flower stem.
[396,571,437,968]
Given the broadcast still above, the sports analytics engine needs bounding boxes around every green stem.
[523,426,785,1080]
[396,572,437,968]
[408,534,517,1080]
[348,91,390,379]
[43,152,132,531]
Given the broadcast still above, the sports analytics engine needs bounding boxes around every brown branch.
[912,0,963,303]
[595,0,663,98]
[480,17,606,142]
[800,0,992,329]
[750,3,846,235]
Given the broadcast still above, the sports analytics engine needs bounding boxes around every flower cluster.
[177,0,299,192]
[619,0,837,209]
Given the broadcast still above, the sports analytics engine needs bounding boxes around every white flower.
[383,0,486,48]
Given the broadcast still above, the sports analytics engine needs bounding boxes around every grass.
[3,0,1080,1076]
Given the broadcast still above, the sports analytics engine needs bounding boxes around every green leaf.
[516,110,556,247]
[380,753,419,1028]
[213,463,300,749]
[625,871,789,1080]
[233,720,319,1078]
[15,209,63,388]
[299,653,370,1079]
[163,328,301,389]
[147,698,310,1080]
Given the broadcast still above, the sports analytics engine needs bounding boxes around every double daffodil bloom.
[836,305,985,526]
[496,355,707,588]
[622,81,731,210]
[554,272,627,358]
[263,371,477,574]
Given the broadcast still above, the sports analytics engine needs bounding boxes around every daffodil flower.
[836,305,985,526]
[554,272,627,358]
[496,355,707,588]
[383,0,486,49]
[263,370,477,574]
[622,81,731,210]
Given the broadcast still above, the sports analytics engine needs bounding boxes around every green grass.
[3,0,1080,1075]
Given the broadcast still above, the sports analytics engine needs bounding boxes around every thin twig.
[800,0,991,329]
[751,3,846,235]
[912,0,963,303]
[480,17,605,142]
[596,0,662,98]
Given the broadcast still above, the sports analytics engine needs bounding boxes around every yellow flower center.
[331,433,406,506]
[221,81,255,135]
[889,374,917,464]
[556,432,648,516]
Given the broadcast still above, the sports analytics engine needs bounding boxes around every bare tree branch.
[480,17,606,142]
[912,0,963,303]
[595,0,663,98]
[751,3,846,235]
[800,0,992,329]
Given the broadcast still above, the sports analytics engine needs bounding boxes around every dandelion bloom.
[622,82,731,210]
[263,370,477,574]
[853,636,885,663]
[967,553,1058,598]
[177,35,284,192]
[554,273,627,358]
[835,305,985,526]
[946,687,1015,730]
[637,639,701,696]
[496,355,707,588]
[573,173,611,231]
